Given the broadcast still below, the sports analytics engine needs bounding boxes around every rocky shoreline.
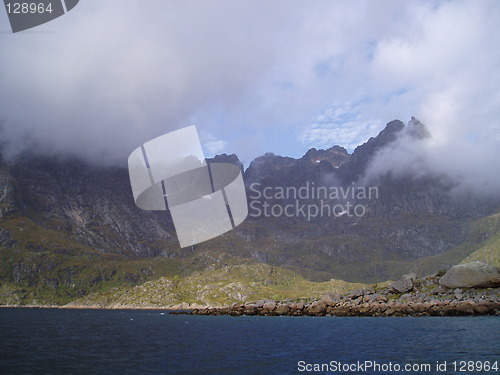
[189,296,499,317]
[187,265,500,317]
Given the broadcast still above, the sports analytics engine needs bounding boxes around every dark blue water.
[0,308,498,374]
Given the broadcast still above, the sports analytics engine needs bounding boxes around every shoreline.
[2,265,499,316]
[1,300,499,317]
[0,304,190,311]
[188,299,500,317]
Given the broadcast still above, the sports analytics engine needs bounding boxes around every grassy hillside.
[0,215,211,305]
[368,212,500,278]
[461,214,500,266]
[66,263,369,308]
[0,216,367,306]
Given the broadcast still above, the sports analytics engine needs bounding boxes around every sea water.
[0,308,498,374]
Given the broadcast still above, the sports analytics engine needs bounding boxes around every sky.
[0,0,499,195]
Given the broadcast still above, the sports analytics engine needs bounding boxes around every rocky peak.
[301,146,349,167]
[407,116,431,139]
[337,120,405,183]
[208,153,244,172]
[245,118,435,188]
[353,119,405,156]
[244,153,298,185]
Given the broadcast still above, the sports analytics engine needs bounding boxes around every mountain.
[1,118,499,305]
[1,156,176,257]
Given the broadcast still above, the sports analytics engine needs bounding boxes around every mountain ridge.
[1,118,499,305]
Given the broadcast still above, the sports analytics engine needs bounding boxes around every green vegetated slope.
[67,263,369,308]
[1,214,363,306]
[0,215,369,307]
[237,212,500,284]
[361,212,500,279]
[413,212,500,271]
[0,215,208,305]
[461,214,500,267]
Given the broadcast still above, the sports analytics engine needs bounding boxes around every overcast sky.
[0,0,499,195]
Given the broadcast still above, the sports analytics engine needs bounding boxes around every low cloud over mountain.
[363,118,500,198]
[1,1,499,175]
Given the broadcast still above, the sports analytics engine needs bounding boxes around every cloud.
[362,118,500,198]
[202,135,227,157]
[299,102,382,151]
[358,1,500,198]
[0,0,303,164]
[0,0,498,196]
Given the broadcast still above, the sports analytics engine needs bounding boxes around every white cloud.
[299,102,382,151]
[203,138,227,157]
[0,0,498,196]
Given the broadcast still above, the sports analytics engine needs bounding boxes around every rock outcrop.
[0,157,16,219]
[389,273,415,293]
[439,261,500,288]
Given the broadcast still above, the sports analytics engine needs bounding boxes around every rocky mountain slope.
[0,118,499,305]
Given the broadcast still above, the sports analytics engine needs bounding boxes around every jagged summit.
[407,116,431,139]
[245,118,424,184]
[301,146,349,167]
[208,153,244,172]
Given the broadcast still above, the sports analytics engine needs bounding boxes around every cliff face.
[0,156,15,247]
[0,118,499,287]
[2,156,177,257]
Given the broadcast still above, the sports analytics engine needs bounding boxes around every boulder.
[374,294,388,303]
[455,301,477,315]
[243,305,258,315]
[349,289,365,299]
[390,276,414,293]
[439,261,500,289]
[429,286,445,295]
[320,292,340,304]
[275,304,290,315]
[400,293,412,300]
[307,301,327,315]
[262,301,277,311]
[403,272,417,281]
[255,300,266,308]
